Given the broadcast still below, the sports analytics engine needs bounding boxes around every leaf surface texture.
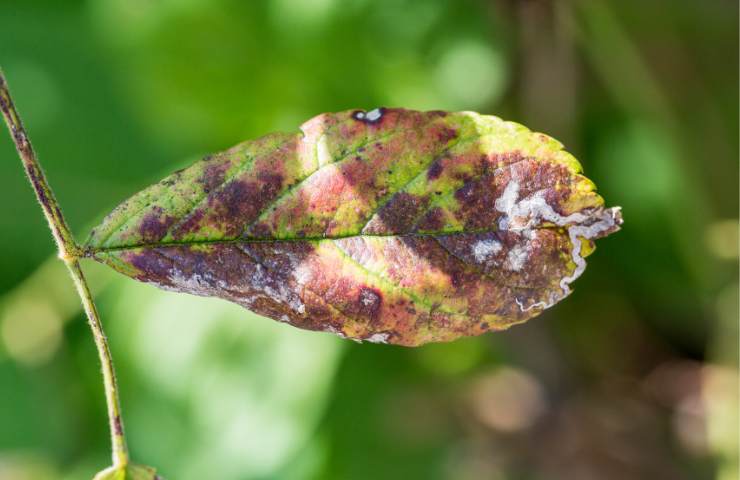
[87,108,622,346]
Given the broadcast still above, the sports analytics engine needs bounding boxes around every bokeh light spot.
[467,367,546,432]
[434,41,507,109]
[1,300,62,367]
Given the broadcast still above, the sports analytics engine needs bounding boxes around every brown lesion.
[138,208,177,243]
[433,229,574,290]
[414,207,449,231]
[193,172,285,238]
[198,157,231,194]
[427,157,445,180]
[113,415,123,435]
[370,151,517,234]
[362,192,431,234]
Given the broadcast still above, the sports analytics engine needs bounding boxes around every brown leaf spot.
[171,209,206,238]
[452,173,506,230]
[248,222,273,238]
[340,156,375,186]
[363,192,429,234]
[357,287,382,319]
[113,415,123,435]
[126,250,175,287]
[427,158,444,180]
[436,126,458,144]
[415,207,446,231]
[138,209,177,243]
[199,159,230,193]
[209,173,284,236]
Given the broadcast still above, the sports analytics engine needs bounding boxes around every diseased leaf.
[85,108,622,346]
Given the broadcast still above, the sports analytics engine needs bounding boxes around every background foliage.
[0,1,737,479]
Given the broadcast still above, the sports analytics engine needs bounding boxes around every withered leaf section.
[86,108,621,346]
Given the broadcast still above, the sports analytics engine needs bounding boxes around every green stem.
[0,70,130,467]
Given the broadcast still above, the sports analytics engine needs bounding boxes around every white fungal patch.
[353,108,383,123]
[472,238,502,263]
[265,283,306,314]
[169,270,211,292]
[505,244,528,271]
[495,179,622,311]
[495,180,588,232]
[366,332,390,344]
[166,268,306,315]
[494,180,521,226]
[292,263,313,285]
[558,208,621,294]
[243,263,306,315]
[365,108,383,122]
[360,288,380,307]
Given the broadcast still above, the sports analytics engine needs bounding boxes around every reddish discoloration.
[357,287,383,319]
[415,207,448,231]
[113,415,123,435]
[510,160,575,216]
[170,209,206,238]
[339,154,377,187]
[199,158,231,193]
[453,173,505,230]
[249,109,461,238]
[127,250,176,288]
[200,173,284,237]
[427,157,445,180]
[362,192,430,234]
[104,231,563,345]
[427,110,449,118]
[138,208,177,243]
[89,108,622,346]
[211,181,265,232]
[436,126,458,144]
[434,229,572,290]
[448,157,580,230]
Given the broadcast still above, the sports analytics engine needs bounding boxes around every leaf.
[85,108,622,346]
[93,463,161,480]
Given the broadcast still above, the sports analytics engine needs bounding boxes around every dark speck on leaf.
[428,159,444,180]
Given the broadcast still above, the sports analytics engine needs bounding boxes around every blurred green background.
[0,0,737,479]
